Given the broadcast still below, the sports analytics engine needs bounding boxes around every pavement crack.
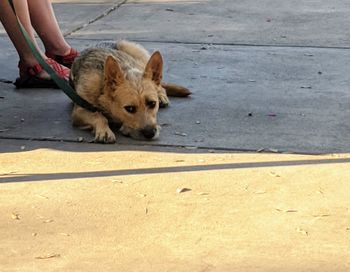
[64,37,350,51]
[64,0,128,37]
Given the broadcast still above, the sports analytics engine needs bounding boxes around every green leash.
[8,0,97,112]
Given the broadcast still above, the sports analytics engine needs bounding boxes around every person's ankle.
[20,57,37,68]
[46,45,71,56]
[20,54,48,67]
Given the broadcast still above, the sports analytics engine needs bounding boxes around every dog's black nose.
[141,126,157,139]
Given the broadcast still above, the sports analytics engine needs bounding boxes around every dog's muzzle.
[141,125,158,139]
[120,125,160,140]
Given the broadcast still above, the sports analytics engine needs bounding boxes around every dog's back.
[116,40,151,66]
[70,45,145,91]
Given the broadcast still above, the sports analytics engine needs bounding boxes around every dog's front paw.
[158,91,170,108]
[94,127,116,144]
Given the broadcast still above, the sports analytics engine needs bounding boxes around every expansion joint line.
[64,0,128,37]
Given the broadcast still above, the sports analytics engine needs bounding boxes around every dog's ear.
[104,55,124,89]
[144,51,163,85]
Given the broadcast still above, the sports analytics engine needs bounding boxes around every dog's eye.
[147,101,157,109]
[124,106,137,114]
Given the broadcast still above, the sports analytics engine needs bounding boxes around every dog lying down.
[69,40,191,143]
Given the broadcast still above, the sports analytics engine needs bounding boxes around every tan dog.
[70,40,190,143]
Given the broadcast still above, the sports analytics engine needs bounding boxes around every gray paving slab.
[1,38,349,154]
[53,3,116,35]
[0,1,124,36]
[0,38,17,82]
[71,0,350,48]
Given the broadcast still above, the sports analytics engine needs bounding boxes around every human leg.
[0,0,43,68]
[0,0,70,85]
[27,0,71,56]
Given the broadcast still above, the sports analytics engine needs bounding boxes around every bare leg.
[0,0,44,67]
[28,0,70,56]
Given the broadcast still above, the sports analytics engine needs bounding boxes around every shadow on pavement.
[1,157,349,184]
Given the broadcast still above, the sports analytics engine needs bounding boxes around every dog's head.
[98,51,164,140]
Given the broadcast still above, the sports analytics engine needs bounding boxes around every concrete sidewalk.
[1,0,350,271]
[1,139,350,272]
[0,0,349,153]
